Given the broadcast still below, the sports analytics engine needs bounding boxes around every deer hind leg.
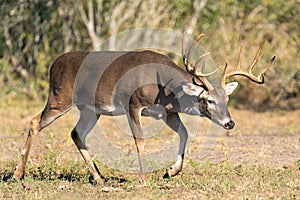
[126,108,146,185]
[14,104,71,179]
[163,113,188,178]
[71,108,104,184]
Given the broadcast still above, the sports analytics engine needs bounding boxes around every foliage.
[0,0,299,109]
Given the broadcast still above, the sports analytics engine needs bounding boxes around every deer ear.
[182,82,202,96]
[225,82,238,95]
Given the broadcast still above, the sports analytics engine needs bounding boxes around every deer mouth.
[207,115,235,130]
[200,111,235,130]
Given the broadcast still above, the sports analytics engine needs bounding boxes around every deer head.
[181,34,275,130]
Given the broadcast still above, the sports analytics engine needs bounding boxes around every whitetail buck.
[13,34,275,185]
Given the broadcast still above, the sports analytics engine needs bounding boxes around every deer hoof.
[138,176,147,186]
[13,165,25,180]
[163,166,181,179]
[89,175,105,186]
[13,172,24,180]
[138,180,147,187]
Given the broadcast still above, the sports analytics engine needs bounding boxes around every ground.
[0,99,299,199]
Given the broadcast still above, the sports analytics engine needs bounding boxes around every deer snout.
[224,120,235,130]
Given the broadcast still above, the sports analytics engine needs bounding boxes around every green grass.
[1,159,299,199]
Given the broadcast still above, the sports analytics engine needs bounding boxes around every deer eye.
[207,99,216,105]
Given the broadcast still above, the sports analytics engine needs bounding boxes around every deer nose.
[224,120,235,130]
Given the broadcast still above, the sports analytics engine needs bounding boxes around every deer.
[13,34,275,185]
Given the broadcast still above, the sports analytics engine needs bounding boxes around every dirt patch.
[1,100,299,170]
[190,133,300,167]
[184,109,300,168]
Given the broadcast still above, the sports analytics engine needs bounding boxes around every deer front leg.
[126,108,146,185]
[164,113,188,178]
[71,109,104,184]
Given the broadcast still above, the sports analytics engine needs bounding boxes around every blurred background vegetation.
[0,0,299,110]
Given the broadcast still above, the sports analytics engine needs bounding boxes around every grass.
[0,99,299,199]
[1,159,299,199]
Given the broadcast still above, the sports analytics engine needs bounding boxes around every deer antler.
[182,33,217,90]
[221,42,276,88]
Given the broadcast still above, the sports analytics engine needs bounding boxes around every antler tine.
[186,34,205,63]
[262,56,276,74]
[194,59,218,91]
[258,56,276,81]
[182,33,217,90]
[185,34,205,72]
[248,41,264,73]
[221,42,275,86]
[193,63,219,77]
[221,62,229,88]
[184,34,216,76]
[194,52,211,68]
[193,52,218,77]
